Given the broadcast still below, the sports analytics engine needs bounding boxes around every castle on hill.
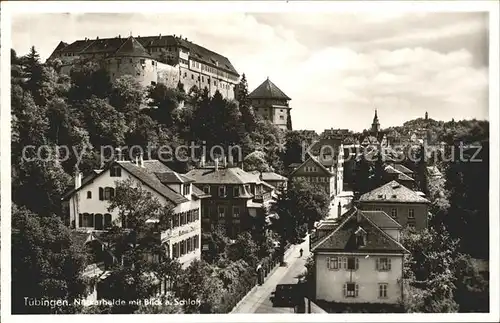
[48,34,240,100]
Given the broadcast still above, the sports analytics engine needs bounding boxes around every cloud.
[11,12,489,132]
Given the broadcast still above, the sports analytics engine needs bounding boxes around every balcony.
[254,191,272,203]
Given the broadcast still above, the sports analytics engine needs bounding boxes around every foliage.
[12,204,88,314]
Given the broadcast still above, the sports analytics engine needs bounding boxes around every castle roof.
[50,34,238,76]
[311,208,408,253]
[248,78,291,100]
[114,36,152,58]
[359,180,429,204]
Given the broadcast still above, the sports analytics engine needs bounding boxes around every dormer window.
[203,185,210,194]
[233,186,239,197]
[218,185,226,197]
[355,226,367,247]
[182,184,190,195]
[110,166,121,177]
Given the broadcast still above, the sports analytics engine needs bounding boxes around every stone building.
[248,77,292,130]
[48,34,240,99]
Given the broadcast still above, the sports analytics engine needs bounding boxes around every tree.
[12,204,88,314]
[236,73,256,133]
[176,260,225,313]
[226,232,259,267]
[109,75,145,116]
[68,61,112,102]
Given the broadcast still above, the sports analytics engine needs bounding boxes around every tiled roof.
[154,171,194,184]
[186,167,260,184]
[311,209,408,253]
[52,35,238,76]
[114,36,152,58]
[248,78,291,100]
[289,156,333,178]
[118,161,188,205]
[359,180,429,204]
[384,165,415,182]
[192,185,210,199]
[360,210,402,229]
[394,164,413,174]
[249,170,288,182]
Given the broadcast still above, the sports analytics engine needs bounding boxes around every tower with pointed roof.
[371,109,380,134]
[248,77,292,130]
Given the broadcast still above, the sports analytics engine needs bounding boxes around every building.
[249,170,288,192]
[358,180,430,231]
[383,165,416,190]
[185,161,276,239]
[48,34,239,99]
[248,77,292,130]
[310,207,408,306]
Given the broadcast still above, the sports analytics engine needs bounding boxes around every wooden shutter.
[376,258,380,271]
[99,187,104,200]
[355,284,359,297]
[355,258,359,270]
[388,258,392,270]
[343,284,347,297]
[78,213,83,228]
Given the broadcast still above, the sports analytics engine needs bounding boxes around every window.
[327,257,339,270]
[203,185,210,194]
[378,283,388,299]
[233,206,240,217]
[233,186,239,197]
[151,81,156,86]
[218,185,226,197]
[376,257,391,271]
[183,184,190,195]
[110,166,121,177]
[344,283,358,298]
[104,213,112,228]
[191,74,194,80]
[218,206,225,219]
[408,208,415,219]
[140,59,146,64]
[214,80,217,86]
[347,257,359,270]
[374,207,381,211]
[173,214,180,227]
[87,191,92,199]
[152,61,155,66]
[104,187,115,200]
[391,208,397,218]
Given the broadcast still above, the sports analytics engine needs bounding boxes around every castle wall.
[105,56,158,88]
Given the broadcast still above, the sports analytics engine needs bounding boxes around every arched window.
[104,213,112,228]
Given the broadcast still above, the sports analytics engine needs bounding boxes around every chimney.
[96,36,99,40]
[118,34,121,39]
[215,158,219,171]
[200,153,206,168]
[74,168,82,189]
[115,147,122,161]
[139,152,144,167]
[228,155,234,167]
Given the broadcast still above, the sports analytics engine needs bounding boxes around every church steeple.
[371,109,380,133]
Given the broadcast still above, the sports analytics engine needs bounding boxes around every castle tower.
[371,109,380,134]
[425,111,428,120]
[248,77,291,130]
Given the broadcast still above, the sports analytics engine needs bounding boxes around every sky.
[11,11,490,132]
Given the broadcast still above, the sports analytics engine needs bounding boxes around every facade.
[358,180,430,231]
[248,77,292,130]
[48,34,239,99]
[289,153,344,198]
[311,208,408,305]
[249,170,288,192]
[185,162,275,239]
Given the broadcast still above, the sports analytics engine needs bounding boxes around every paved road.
[231,237,310,313]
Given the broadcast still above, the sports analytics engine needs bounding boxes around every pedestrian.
[299,248,303,258]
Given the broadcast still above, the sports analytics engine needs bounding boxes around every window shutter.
[78,213,83,228]
[342,257,347,270]
[326,257,330,269]
[355,258,359,270]
[376,258,379,271]
[388,258,392,270]
[99,187,104,200]
[343,284,347,297]
[355,284,359,297]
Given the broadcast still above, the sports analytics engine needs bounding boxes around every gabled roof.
[113,36,152,58]
[248,78,291,100]
[359,180,429,204]
[360,210,402,229]
[311,209,408,253]
[186,167,260,185]
[249,170,288,182]
[155,171,194,184]
[288,156,333,178]
[62,160,190,205]
[384,165,415,182]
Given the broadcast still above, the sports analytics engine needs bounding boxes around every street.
[231,237,310,313]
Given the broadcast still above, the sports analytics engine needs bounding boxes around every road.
[231,237,310,313]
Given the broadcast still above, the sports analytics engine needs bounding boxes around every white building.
[310,207,408,306]
[62,155,209,301]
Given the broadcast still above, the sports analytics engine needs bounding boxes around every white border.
[1,1,499,322]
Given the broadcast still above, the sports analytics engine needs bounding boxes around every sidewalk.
[231,236,310,313]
